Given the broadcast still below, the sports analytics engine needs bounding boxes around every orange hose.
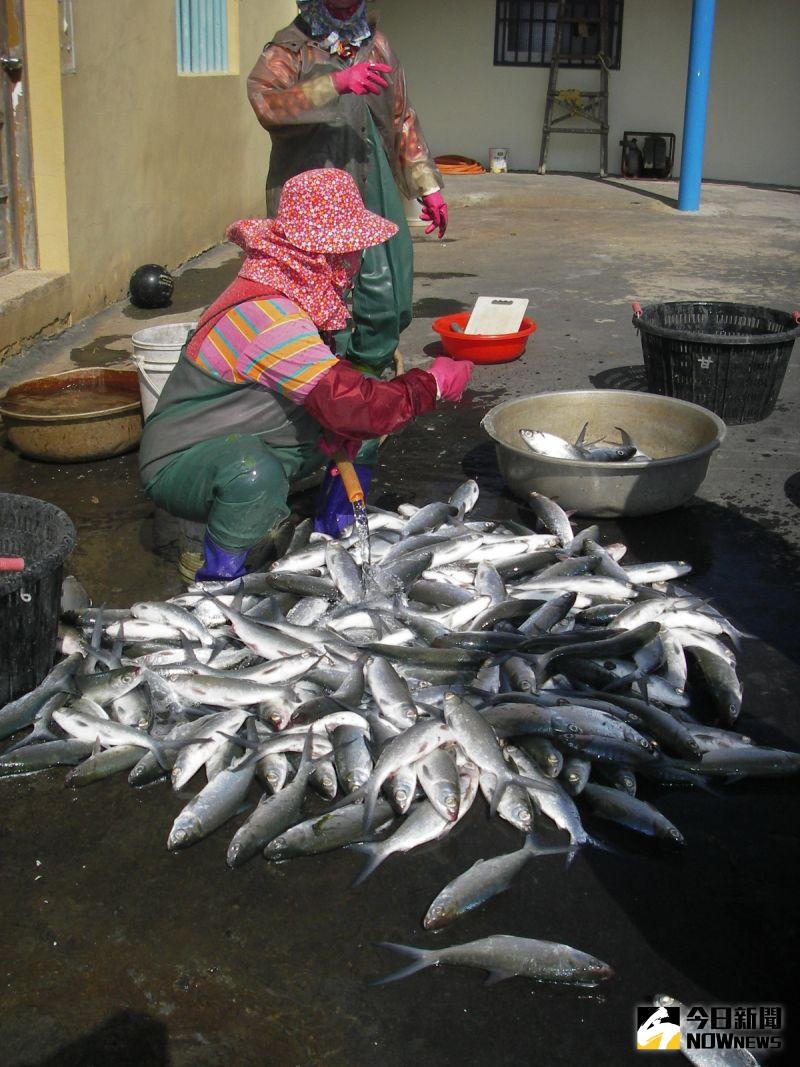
[435,155,486,175]
[333,455,365,504]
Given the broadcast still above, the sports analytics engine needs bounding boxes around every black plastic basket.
[0,493,76,706]
[632,301,800,424]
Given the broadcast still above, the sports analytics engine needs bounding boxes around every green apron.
[333,111,414,376]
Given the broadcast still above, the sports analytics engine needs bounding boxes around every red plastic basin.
[432,313,537,364]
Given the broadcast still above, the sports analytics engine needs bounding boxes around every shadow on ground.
[590,365,649,391]
[18,1013,170,1067]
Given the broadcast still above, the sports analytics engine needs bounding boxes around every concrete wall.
[59,0,295,320]
[378,0,800,187]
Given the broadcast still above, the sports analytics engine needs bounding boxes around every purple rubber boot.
[313,463,374,537]
[195,532,249,581]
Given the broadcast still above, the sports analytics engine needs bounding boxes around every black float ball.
[129,264,174,309]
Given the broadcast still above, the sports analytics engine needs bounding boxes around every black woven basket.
[0,493,76,705]
[632,301,800,424]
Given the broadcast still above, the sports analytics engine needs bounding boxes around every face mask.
[328,250,362,292]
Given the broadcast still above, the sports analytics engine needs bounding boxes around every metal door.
[1,0,35,276]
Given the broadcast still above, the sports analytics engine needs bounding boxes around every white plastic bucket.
[131,321,196,419]
[489,148,509,174]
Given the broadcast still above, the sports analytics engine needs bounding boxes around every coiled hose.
[434,155,486,175]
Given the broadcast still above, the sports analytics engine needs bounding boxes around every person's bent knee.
[215,443,288,504]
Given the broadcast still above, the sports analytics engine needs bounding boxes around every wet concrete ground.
[0,175,799,1064]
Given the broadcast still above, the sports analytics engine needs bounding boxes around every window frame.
[493,0,624,70]
[175,0,239,77]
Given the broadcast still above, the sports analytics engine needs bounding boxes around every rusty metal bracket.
[58,0,76,74]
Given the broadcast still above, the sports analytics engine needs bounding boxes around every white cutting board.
[465,296,529,335]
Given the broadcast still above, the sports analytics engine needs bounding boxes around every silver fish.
[375,934,613,987]
[424,836,566,930]
[265,799,396,860]
[519,429,585,460]
[227,731,313,867]
[168,748,257,851]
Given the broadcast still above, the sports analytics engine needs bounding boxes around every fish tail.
[523,834,571,860]
[565,844,582,869]
[350,842,384,887]
[371,942,436,985]
[725,623,756,646]
[589,834,624,857]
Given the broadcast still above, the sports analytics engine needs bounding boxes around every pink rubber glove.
[428,357,474,402]
[419,191,449,238]
[332,62,392,96]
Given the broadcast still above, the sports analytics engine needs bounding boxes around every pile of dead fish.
[2,482,798,989]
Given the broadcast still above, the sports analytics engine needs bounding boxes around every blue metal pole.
[678,0,717,211]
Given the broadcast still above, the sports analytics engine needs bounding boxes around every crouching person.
[139,169,472,581]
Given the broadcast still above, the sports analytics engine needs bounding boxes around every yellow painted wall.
[21,0,70,274]
[60,0,296,320]
[379,0,800,187]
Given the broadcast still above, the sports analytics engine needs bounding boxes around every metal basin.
[0,368,143,463]
[481,389,726,518]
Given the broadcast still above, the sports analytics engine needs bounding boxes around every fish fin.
[371,942,435,985]
[328,783,366,812]
[634,672,650,701]
[574,422,589,447]
[90,737,102,758]
[415,701,444,720]
[349,842,384,887]
[361,781,380,836]
[614,426,633,447]
[601,670,639,695]
[152,740,171,771]
[484,970,514,986]
[511,771,555,796]
[295,727,314,783]
[81,607,105,675]
[180,633,201,665]
[209,596,234,623]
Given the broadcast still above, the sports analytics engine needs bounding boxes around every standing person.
[138,170,471,582]
[247,0,447,378]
